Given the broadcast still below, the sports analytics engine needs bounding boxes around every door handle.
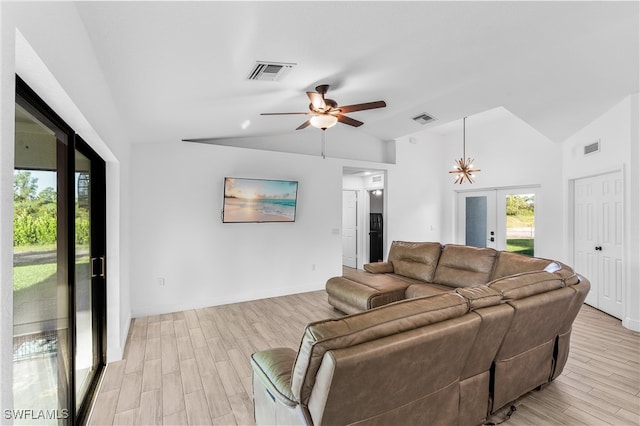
[595,246,603,251]
[91,256,106,278]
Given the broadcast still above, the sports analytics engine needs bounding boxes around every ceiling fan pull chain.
[321,130,326,159]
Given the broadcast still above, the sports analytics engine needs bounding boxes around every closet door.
[574,171,624,319]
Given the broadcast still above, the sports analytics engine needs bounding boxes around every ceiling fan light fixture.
[310,114,338,130]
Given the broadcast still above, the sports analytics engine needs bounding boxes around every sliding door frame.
[16,76,106,425]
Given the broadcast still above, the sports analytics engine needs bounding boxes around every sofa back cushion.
[388,241,442,282]
[491,251,555,280]
[290,293,468,404]
[433,244,498,287]
[488,270,564,300]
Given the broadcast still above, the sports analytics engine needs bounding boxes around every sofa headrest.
[551,261,580,285]
[455,285,502,310]
[487,270,564,300]
[291,292,468,404]
[388,241,442,282]
[433,244,498,287]
[492,251,556,280]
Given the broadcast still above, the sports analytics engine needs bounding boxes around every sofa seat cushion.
[488,270,564,300]
[388,241,442,282]
[492,251,555,280]
[433,244,498,287]
[291,293,469,404]
[405,282,452,299]
[326,274,410,313]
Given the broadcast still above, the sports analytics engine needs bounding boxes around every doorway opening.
[342,168,386,269]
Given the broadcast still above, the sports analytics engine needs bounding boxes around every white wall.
[562,94,639,331]
[388,108,565,261]
[437,109,565,260]
[387,134,447,245]
[0,10,132,417]
[130,142,345,316]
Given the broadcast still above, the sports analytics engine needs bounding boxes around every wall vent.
[372,175,382,183]
[584,140,601,155]
[412,113,437,125]
[247,61,296,81]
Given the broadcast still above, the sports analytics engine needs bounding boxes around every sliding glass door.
[74,138,106,419]
[14,77,106,425]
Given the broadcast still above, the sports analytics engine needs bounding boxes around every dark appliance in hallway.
[369,213,383,262]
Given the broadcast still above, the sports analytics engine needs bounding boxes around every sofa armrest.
[251,348,298,406]
[363,261,394,274]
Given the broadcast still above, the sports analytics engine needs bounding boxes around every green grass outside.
[13,243,57,253]
[507,238,534,256]
[13,262,57,291]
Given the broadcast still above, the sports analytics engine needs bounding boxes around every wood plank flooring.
[88,290,640,425]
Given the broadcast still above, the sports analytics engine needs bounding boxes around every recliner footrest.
[326,276,408,313]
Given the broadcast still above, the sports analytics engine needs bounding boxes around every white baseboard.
[130,282,326,318]
[622,316,640,332]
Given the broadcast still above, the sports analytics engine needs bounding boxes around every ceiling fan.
[261,84,386,130]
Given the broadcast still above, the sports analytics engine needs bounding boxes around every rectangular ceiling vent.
[584,139,601,155]
[412,113,437,125]
[247,61,296,81]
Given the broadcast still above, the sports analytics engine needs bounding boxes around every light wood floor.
[88,290,640,426]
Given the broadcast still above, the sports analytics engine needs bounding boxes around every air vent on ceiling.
[412,113,437,125]
[584,139,601,155]
[247,61,296,81]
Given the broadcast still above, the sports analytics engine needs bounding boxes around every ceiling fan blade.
[307,91,326,111]
[296,120,311,130]
[260,112,313,116]
[337,114,364,127]
[338,101,386,114]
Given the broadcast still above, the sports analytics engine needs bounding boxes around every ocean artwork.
[223,177,298,222]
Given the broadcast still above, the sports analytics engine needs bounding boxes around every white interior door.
[574,171,624,319]
[342,190,358,268]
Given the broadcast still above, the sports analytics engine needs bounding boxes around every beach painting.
[223,177,298,223]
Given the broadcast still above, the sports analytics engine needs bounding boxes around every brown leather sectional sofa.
[250,242,590,425]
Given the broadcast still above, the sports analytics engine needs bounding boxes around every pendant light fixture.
[449,116,481,184]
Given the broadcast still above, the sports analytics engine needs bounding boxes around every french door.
[14,77,106,425]
[457,187,537,256]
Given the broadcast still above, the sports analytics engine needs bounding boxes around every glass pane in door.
[465,196,487,248]
[505,194,535,256]
[74,150,94,411]
[13,101,70,422]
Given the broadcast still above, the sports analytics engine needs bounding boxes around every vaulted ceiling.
[75,1,638,152]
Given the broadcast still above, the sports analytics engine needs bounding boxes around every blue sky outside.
[224,178,297,200]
